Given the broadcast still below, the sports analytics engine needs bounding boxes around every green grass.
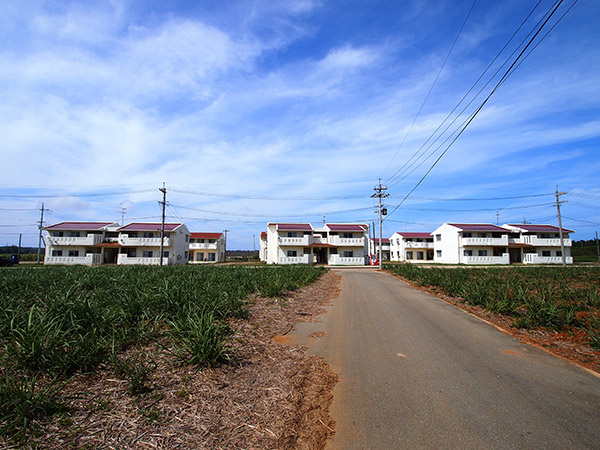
[0,264,326,440]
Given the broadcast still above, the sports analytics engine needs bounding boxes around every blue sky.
[1,0,599,249]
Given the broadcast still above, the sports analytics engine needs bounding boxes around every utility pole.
[36,203,50,264]
[371,178,389,270]
[159,183,167,266]
[596,231,599,264]
[555,185,567,267]
[371,220,376,265]
[18,233,22,257]
[253,235,256,252]
[223,229,229,262]
[118,203,127,226]
[496,211,499,226]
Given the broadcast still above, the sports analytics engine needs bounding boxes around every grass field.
[0,264,325,442]
[385,264,600,347]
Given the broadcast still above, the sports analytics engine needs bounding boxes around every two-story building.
[431,223,510,265]
[259,232,268,262]
[188,232,226,263]
[44,221,120,266]
[44,221,190,265]
[503,224,574,264]
[265,223,369,265]
[389,232,435,263]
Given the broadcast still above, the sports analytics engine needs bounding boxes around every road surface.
[290,269,600,449]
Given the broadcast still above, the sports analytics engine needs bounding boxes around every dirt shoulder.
[17,271,341,450]
[388,272,600,375]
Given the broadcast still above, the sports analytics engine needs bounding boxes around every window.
[406,251,413,260]
[542,251,551,257]
[52,250,62,257]
[54,231,64,237]
[287,250,297,257]
[143,232,154,238]
[68,250,79,257]
[343,251,353,258]
[556,251,562,257]
[478,250,488,256]
[143,251,153,258]
[208,253,216,261]
[417,251,424,260]
[209,239,216,243]
[343,233,353,239]
[330,248,337,254]
[463,232,472,238]
[464,250,473,256]
[477,233,486,238]
[396,239,400,245]
[436,234,441,241]
[196,253,204,261]
[68,231,81,237]
[541,233,550,239]
[185,235,189,242]
[436,250,442,257]
[287,232,298,238]
[184,251,188,259]
[163,251,169,258]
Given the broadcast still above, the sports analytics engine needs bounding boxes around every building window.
[68,250,79,257]
[196,253,204,261]
[143,251,153,258]
[54,231,64,237]
[541,233,550,239]
[417,252,424,260]
[208,253,216,261]
[287,250,297,257]
[330,248,337,254]
[209,239,216,243]
[163,251,169,258]
[185,235,189,242]
[463,232,472,238]
[287,232,298,238]
[478,250,488,256]
[406,251,413,260]
[52,250,62,257]
[436,250,442,257]
[184,251,188,259]
[464,250,473,257]
[556,251,562,257]
[477,233,486,238]
[542,251,551,257]
[143,232,154,238]
[436,234,441,241]
[343,233,353,239]
[343,251,353,258]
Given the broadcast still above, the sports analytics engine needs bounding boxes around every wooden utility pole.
[36,203,49,264]
[371,178,389,270]
[159,183,167,266]
[18,233,22,257]
[223,229,229,261]
[596,231,599,264]
[555,185,567,267]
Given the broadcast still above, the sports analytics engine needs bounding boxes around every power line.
[170,188,364,201]
[409,192,554,202]
[400,202,555,212]
[0,189,155,199]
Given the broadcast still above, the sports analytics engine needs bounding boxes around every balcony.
[312,236,328,245]
[404,241,434,249]
[278,254,311,265]
[45,253,102,266]
[462,236,508,246]
[278,235,311,246]
[119,235,170,247]
[523,254,573,265]
[463,253,510,265]
[46,234,104,246]
[329,236,366,247]
[520,236,572,247]
[189,242,218,250]
[117,254,170,265]
[328,254,366,266]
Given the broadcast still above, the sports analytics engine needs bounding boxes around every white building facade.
[503,224,574,264]
[265,223,369,265]
[117,223,190,265]
[189,232,226,263]
[389,232,435,263]
[370,238,391,262]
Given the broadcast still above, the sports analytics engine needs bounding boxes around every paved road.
[290,269,600,449]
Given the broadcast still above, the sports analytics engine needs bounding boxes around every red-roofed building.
[189,232,225,263]
[370,238,391,262]
[389,232,435,262]
[117,223,189,265]
[264,222,369,265]
[502,224,574,264]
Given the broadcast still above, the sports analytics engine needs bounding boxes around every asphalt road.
[290,269,600,450]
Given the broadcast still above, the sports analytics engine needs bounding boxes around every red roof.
[269,223,313,231]
[448,223,510,232]
[506,224,574,234]
[190,232,223,239]
[44,221,117,231]
[326,224,367,232]
[371,238,390,244]
[118,223,183,232]
[260,232,267,238]
[395,232,433,239]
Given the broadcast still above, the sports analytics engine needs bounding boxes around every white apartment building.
[370,238,391,262]
[189,232,226,263]
[117,223,190,265]
[259,232,268,262]
[389,232,435,263]
[432,223,511,265]
[265,223,369,265]
[44,222,120,265]
[503,224,574,264]
[44,221,190,266]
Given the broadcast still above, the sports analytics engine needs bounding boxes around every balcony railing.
[189,242,218,250]
[463,253,510,265]
[45,253,102,266]
[403,241,434,248]
[462,236,508,246]
[329,254,366,265]
[520,236,572,247]
[119,235,171,247]
[278,236,311,246]
[523,254,573,264]
[117,254,170,265]
[46,234,104,246]
[329,236,366,247]
[278,254,311,264]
